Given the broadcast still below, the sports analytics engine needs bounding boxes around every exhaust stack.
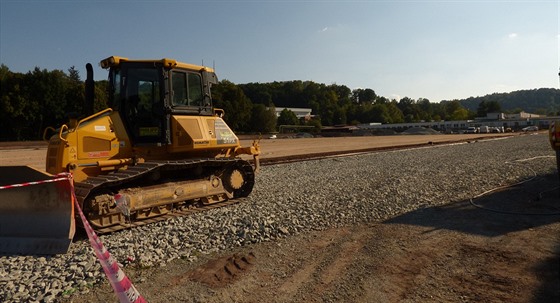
[84,63,95,117]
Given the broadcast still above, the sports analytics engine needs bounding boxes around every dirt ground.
[0,133,515,169]
[2,133,559,302]
[64,172,559,303]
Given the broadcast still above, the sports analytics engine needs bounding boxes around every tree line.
[456,88,560,115]
[0,65,109,141]
[218,81,483,131]
[1,64,558,141]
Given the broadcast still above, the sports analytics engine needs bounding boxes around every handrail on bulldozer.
[59,124,69,145]
[42,126,56,141]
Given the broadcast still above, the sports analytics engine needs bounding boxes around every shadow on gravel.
[384,172,560,303]
[385,173,560,237]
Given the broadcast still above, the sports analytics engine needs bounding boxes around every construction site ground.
[0,133,517,170]
[1,133,559,302]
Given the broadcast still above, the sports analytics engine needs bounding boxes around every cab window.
[172,71,203,107]
[172,72,187,105]
[188,73,203,106]
[123,67,163,141]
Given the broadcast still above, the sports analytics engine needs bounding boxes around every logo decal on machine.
[88,151,110,158]
[215,119,238,145]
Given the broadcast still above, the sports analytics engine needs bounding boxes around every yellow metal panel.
[45,111,132,180]
[206,118,216,139]
[77,119,117,160]
[184,118,204,139]
[83,136,111,152]
[169,115,241,154]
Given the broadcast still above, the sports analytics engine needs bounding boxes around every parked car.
[465,127,478,134]
[522,126,539,132]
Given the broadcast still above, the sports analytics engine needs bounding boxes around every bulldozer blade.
[0,166,75,255]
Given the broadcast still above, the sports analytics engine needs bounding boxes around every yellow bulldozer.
[0,56,260,255]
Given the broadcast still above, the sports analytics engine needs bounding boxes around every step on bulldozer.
[0,56,260,255]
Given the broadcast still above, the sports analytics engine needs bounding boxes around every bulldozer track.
[74,158,254,234]
[93,198,245,234]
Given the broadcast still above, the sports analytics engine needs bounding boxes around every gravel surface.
[0,133,557,303]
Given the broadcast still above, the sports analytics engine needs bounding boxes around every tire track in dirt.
[275,227,370,302]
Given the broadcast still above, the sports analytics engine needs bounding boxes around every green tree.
[331,84,352,107]
[26,67,74,138]
[277,108,299,126]
[386,101,405,123]
[212,80,253,131]
[94,80,109,112]
[398,97,420,122]
[369,104,391,123]
[352,88,376,104]
[486,100,501,113]
[250,104,277,133]
[0,66,31,140]
[317,90,339,126]
[477,100,501,117]
[441,100,462,120]
[450,108,470,120]
[332,107,347,125]
[306,118,322,133]
[65,66,85,116]
[417,98,432,121]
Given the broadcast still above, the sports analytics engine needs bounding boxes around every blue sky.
[1,0,558,102]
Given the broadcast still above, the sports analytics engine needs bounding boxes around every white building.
[272,107,313,120]
[355,111,559,133]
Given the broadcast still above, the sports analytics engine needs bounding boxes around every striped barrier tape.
[68,175,147,303]
[0,175,70,190]
[0,173,147,302]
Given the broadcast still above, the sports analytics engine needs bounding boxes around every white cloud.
[321,27,328,32]
[508,33,518,39]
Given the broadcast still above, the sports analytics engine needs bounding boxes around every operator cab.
[101,56,218,145]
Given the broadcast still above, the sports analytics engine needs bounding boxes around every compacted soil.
[64,175,560,303]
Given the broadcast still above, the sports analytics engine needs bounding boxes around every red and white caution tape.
[69,179,147,303]
[0,175,70,190]
[1,173,147,302]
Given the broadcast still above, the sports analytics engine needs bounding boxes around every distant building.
[354,111,558,133]
[272,107,313,121]
[505,111,541,119]
[477,112,541,121]
[356,120,472,133]
[483,112,506,120]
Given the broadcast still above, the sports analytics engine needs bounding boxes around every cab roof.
[100,56,214,72]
